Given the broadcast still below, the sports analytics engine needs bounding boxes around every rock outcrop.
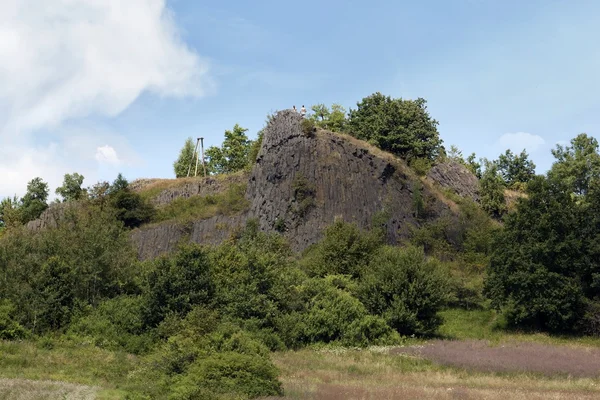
[132,110,455,259]
[427,161,480,203]
[29,110,473,260]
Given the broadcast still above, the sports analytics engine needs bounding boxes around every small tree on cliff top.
[347,92,443,162]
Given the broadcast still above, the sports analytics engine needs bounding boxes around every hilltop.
[124,109,478,259]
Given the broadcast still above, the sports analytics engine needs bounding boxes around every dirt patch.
[0,378,97,400]
[391,340,600,377]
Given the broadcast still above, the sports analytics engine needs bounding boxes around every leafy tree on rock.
[0,196,21,229]
[347,92,443,162]
[173,137,198,178]
[206,124,253,175]
[56,172,86,202]
[309,103,347,132]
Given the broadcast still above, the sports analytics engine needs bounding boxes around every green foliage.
[359,246,451,336]
[206,124,254,175]
[549,133,600,196]
[173,137,198,178]
[0,195,21,229]
[347,92,443,162]
[302,220,382,279]
[55,172,86,202]
[142,244,215,328]
[246,130,264,170]
[0,203,138,333]
[309,103,348,132]
[290,174,316,218]
[496,149,536,188]
[300,118,316,137]
[0,299,29,340]
[485,134,600,333]
[154,183,248,223]
[68,295,154,354]
[479,159,507,218]
[20,177,50,223]
[109,188,155,228]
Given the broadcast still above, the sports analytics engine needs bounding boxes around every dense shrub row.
[0,209,452,398]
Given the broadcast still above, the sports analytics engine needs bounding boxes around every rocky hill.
[129,110,473,259]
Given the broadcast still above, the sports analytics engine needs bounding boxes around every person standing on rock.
[293,105,297,113]
[300,105,307,118]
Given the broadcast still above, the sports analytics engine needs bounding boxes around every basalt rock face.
[245,110,451,251]
[427,161,480,203]
[26,202,73,231]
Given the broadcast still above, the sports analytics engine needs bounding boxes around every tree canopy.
[205,124,253,175]
[347,92,443,162]
[173,137,198,178]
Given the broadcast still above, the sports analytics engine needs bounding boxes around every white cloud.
[0,0,212,198]
[496,132,546,153]
[95,145,121,166]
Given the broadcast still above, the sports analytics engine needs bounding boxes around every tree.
[479,159,506,218]
[55,173,86,202]
[206,124,253,175]
[485,133,600,333]
[309,103,347,132]
[173,137,198,178]
[20,177,49,223]
[549,133,600,197]
[496,149,536,188]
[347,92,443,162]
[0,196,21,229]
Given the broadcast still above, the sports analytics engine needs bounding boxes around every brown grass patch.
[0,378,97,400]
[265,346,600,400]
[392,339,600,378]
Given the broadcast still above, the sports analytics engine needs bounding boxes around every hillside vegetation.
[1,92,600,398]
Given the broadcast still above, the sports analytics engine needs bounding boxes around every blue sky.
[1,0,599,198]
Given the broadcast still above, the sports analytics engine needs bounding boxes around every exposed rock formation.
[29,110,469,260]
[26,202,73,231]
[427,161,480,203]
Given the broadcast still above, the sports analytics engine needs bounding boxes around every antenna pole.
[200,137,206,177]
[194,137,201,177]
[187,138,201,177]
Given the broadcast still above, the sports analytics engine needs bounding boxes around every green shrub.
[301,118,316,137]
[68,295,154,354]
[142,244,214,327]
[169,351,282,399]
[0,299,29,340]
[359,246,451,336]
[290,174,316,218]
[302,220,382,278]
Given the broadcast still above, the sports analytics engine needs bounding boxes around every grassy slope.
[4,310,600,399]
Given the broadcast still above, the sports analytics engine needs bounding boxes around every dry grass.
[392,340,600,378]
[266,346,600,400]
[131,170,248,202]
[0,378,97,400]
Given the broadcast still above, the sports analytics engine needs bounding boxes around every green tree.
[479,159,506,218]
[359,246,451,336]
[496,149,536,188]
[0,196,21,229]
[347,92,443,162]
[20,177,49,223]
[309,103,347,132]
[173,137,198,178]
[55,172,86,202]
[549,133,600,197]
[206,124,253,175]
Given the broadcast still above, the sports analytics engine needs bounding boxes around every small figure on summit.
[292,105,297,113]
[300,105,307,118]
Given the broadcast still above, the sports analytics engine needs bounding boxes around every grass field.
[2,309,600,399]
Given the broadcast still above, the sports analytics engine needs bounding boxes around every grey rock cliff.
[427,161,480,203]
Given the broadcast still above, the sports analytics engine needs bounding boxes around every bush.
[68,295,154,354]
[142,244,215,327]
[169,351,282,399]
[302,220,382,278]
[359,246,451,336]
[0,299,29,340]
